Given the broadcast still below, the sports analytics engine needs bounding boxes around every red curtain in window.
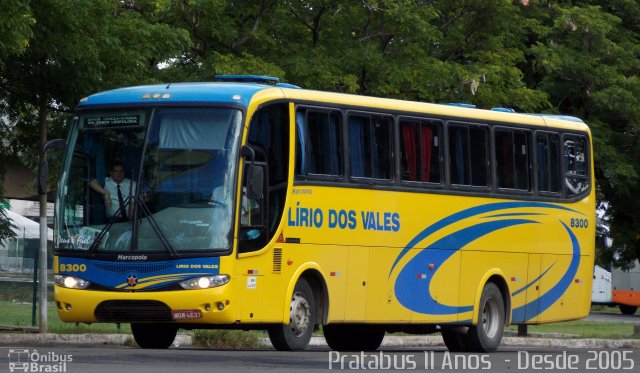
[421,126,433,182]
[402,124,418,181]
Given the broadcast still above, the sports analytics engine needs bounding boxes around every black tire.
[466,282,505,352]
[441,328,468,352]
[268,278,315,351]
[323,324,385,351]
[131,323,178,349]
[619,304,638,315]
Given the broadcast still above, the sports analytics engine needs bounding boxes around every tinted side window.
[536,132,561,193]
[563,135,589,196]
[495,129,531,191]
[449,124,489,187]
[400,118,442,184]
[348,114,392,180]
[296,109,342,177]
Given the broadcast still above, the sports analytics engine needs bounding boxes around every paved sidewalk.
[1,333,639,349]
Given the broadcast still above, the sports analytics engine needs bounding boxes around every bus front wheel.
[466,282,505,352]
[323,324,385,351]
[268,278,315,351]
[131,323,177,349]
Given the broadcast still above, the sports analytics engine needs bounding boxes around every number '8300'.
[570,218,588,228]
[59,264,86,272]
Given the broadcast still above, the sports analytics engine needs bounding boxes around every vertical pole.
[31,247,38,327]
[517,324,528,337]
[38,96,48,333]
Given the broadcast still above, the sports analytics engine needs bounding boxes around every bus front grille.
[94,300,173,322]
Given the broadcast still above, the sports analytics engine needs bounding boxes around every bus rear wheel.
[323,324,385,351]
[619,304,638,315]
[131,323,177,349]
[268,278,315,351]
[466,282,505,352]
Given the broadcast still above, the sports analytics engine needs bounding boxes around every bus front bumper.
[54,284,236,324]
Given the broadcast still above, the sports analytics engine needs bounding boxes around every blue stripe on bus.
[388,201,582,278]
[390,202,583,319]
[394,219,537,315]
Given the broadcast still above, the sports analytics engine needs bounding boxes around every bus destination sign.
[84,115,140,128]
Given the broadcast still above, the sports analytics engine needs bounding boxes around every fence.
[0,234,52,329]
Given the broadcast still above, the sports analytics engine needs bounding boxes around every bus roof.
[77,80,588,132]
[76,82,272,108]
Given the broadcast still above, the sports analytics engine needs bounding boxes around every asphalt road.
[1,345,639,373]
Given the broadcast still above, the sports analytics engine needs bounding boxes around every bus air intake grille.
[94,300,173,322]
[273,248,282,273]
[94,263,173,275]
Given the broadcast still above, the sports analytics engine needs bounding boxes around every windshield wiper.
[133,195,178,257]
[87,196,178,257]
[87,203,131,254]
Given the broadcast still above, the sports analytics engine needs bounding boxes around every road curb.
[0,333,193,347]
[1,333,638,349]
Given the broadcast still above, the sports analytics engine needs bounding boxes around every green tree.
[0,0,190,244]
[0,0,190,177]
[522,1,640,266]
[0,0,34,241]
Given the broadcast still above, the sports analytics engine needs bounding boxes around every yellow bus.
[47,75,594,352]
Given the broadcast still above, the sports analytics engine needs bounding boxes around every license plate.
[171,309,202,320]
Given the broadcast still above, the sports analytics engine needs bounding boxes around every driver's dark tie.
[117,184,127,220]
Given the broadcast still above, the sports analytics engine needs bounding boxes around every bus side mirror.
[241,145,264,200]
[246,164,264,200]
[38,139,67,195]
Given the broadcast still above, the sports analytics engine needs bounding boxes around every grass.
[0,282,51,302]
[0,300,131,334]
[506,319,638,339]
[192,330,264,349]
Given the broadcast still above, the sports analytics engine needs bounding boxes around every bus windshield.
[56,107,242,255]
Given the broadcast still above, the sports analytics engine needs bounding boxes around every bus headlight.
[54,275,91,289]
[179,275,230,290]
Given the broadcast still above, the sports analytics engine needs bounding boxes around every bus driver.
[89,161,136,221]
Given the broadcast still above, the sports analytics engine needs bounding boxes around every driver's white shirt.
[104,177,136,218]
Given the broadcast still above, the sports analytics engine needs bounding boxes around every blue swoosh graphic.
[388,202,581,278]
[511,221,581,322]
[394,219,537,315]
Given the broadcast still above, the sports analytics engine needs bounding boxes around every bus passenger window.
[400,118,441,183]
[296,110,342,177]
[563,135,589,196]
[495,129,530,191]
[449,125,489,187]
[536,133,561,193]
[348,114,392,180]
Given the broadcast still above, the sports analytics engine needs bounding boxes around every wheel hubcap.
[289,292,311,337]
[481,297,499,339]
